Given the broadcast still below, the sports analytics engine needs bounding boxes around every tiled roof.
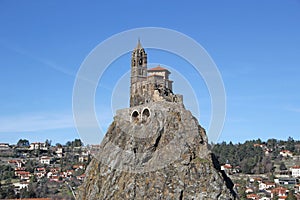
[148,66,169,72]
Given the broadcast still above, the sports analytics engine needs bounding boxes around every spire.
[136,38,142,49]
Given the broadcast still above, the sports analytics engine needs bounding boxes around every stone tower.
[130,40,148,107]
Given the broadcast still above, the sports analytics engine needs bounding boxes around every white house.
[40,156,51,165]
[13,182,28,193]
[29,142,48,151]
[8,159,23,168]
[0,143,10,150]
[245,187,254,194]
[55,147,63,158]
[15,171,31,181]
[291,165,300,177]
[280,150,293,157]
[259,181,275,191]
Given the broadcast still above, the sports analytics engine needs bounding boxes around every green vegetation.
[17,139,30,147]
[213,140,264,173]
[0,165,15,181]
[212,137,300,174]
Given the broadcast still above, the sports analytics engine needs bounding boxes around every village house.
[293,155,300,161]
[62,170,74,179]
[49,175,61,182]
[271,187,289,199]
[221,163,233,174]
[13,181,28,193]
[0,143,10,150]
[276,170,291,178]
[50,167,60,173]
[34,167,47,179]
[279,149,293,157]
[264,149,271,156]
[15,171,31,181]
[14,167,26,176]
[274,177,297,185]
[78,155,88,162]
[246,193,259,200]
[81,148,89,156]
[73,164,84,171]
[245,187,254,194]
[8,159,23,168]
[259,181,275,191]
[76,174,85,181]
[29,142,48,151]
[40,156,51,165]
[290,165,300,177]
[55,147,63,158]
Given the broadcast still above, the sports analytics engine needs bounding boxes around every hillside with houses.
[0,139,99,199]
[213,137,300,200]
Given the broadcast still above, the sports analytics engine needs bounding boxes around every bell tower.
[131,39,147,83]
[130,39,148,107]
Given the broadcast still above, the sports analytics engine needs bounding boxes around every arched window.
[131,110,139,122]
[141,108,150,122]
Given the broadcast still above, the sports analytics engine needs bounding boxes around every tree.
[17,139,29,147]
[286,189,297,200]
[66,141,72,147]
[73,139,83,147]
[267,138,277,149]
[23,183,37,198]
[25,160,36,173]
[66,139,83,148]
[286,136,295,152]
[56,143,63,148]
[45,139,52,147]
[279,162,287,170]
[0,184,16,199]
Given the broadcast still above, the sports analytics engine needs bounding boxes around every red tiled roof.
[223,164,232,169]
[16,171,30,175]
[272,186,288,194]
[246,193,259,199]
[148,66,169,72]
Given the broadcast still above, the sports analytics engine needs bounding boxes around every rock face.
[78,101,237,200]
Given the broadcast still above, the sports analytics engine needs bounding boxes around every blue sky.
[0,0,300,145]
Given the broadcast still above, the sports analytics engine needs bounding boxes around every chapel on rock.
[130,40,183,107]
